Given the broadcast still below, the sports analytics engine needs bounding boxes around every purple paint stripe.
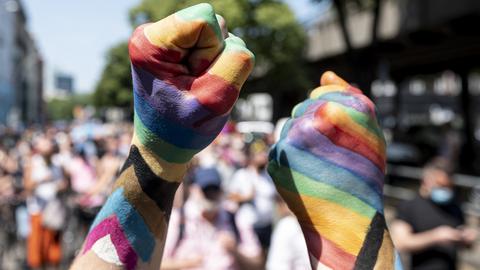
[318,92,371,114]
[287,115,384,190]
[131,64,227,135]
[83,215,138,270]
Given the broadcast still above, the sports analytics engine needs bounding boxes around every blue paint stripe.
[269,141,383,212]
[292,99,320,118]
[132,65,229,135]
[90,188,156,261]
[134,92,217,150]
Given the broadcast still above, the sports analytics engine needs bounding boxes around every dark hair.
[424,157,453,176]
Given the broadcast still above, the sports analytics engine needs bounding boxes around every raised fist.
[74,5,254,270]
[129,3,254,180]
[268,71,403,269]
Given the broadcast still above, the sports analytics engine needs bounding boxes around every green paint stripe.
[268,161,376,218]
[175,3,223,42]
[134,113,196,163]
[341,105,385,141]
[222,35,255,59]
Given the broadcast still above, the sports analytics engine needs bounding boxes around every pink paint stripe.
[83,215,138,270]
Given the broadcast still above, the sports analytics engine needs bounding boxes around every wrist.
[131,131,190,182]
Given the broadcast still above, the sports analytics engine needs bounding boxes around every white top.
[228,168,276,226]
[266,216,310,270]
[27,155,60,214]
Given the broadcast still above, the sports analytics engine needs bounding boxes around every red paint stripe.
[189,73,239,115]
[129,25,186,77]
[313,105,385,172]
[347,85,363,94]
[302,225,357,269]
[129,25,239,116]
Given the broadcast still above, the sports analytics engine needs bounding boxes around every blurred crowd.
[0,117,478,270]
[0,120,132,269]
[0,119,311,270]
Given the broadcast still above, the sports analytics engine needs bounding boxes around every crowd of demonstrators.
[0,118,313,270]
[159,123,314,270]
[4,118,477,270]
[0,120,131,270]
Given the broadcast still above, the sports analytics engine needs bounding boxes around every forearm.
[70,144,186,270]
[395,230,441,252]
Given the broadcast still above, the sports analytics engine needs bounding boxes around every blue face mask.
[430,187,453,205]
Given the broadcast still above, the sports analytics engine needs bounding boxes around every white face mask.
[430,187,453,205]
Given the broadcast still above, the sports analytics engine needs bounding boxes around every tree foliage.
[94,0,310,108]
[93,42,132,109]
[47,94,92,121]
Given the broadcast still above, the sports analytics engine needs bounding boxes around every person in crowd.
[24,135,66,269]
[162,167,262,270]
[66,145,103,235]
[266,195,310,270]
[228,142,276,255]
[391,158,477,270]
[94,136,123,199]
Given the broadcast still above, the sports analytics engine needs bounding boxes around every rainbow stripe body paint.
[268,73,403,270]
[82,4,254,269]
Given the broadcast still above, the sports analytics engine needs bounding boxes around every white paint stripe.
[91,234,123,266]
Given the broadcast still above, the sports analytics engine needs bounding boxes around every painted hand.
[75,4,254,270]
[129,3,255,181]
[268,72,403,269]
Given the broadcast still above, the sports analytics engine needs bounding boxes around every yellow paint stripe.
[310,85,349,99]
[277,187,371,255]
[206,51,254,90]
[132,133,188,182]
[322,102,385,154]
[113,167,168,238]
[143,15,188,54]
[374,230,395,270]
[144,15,221,57]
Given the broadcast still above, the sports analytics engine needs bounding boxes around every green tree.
[94,0,310,113]
[94,42,132,109]
[47,94,92,121]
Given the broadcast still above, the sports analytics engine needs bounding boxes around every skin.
[70,3,254,270]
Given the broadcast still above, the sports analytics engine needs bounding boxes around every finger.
[189,33,255,115]
[216,14,229,39]
[320,71,349,87]
[309,84,353,99]
[139,3,224,75]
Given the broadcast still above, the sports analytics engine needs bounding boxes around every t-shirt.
[228,168,276,226]
[396,195,465,270]
[27,155,63,214]
[266,216,310,270]
[163,203,261,270]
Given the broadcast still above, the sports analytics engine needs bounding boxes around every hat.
[194,167,222,190]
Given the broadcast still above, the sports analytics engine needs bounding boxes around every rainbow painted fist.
[268,72,403,270]
[75,4,254,270]
[129,3,254,181]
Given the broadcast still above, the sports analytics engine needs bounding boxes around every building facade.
[0,0,43,126]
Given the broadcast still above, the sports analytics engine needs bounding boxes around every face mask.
[430,187,453,205]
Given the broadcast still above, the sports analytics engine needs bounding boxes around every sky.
[22,0,325,95]
[23,0,138,94]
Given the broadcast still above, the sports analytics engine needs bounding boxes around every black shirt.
[396,195,464,270]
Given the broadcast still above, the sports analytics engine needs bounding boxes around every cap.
[194,167,222,190]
